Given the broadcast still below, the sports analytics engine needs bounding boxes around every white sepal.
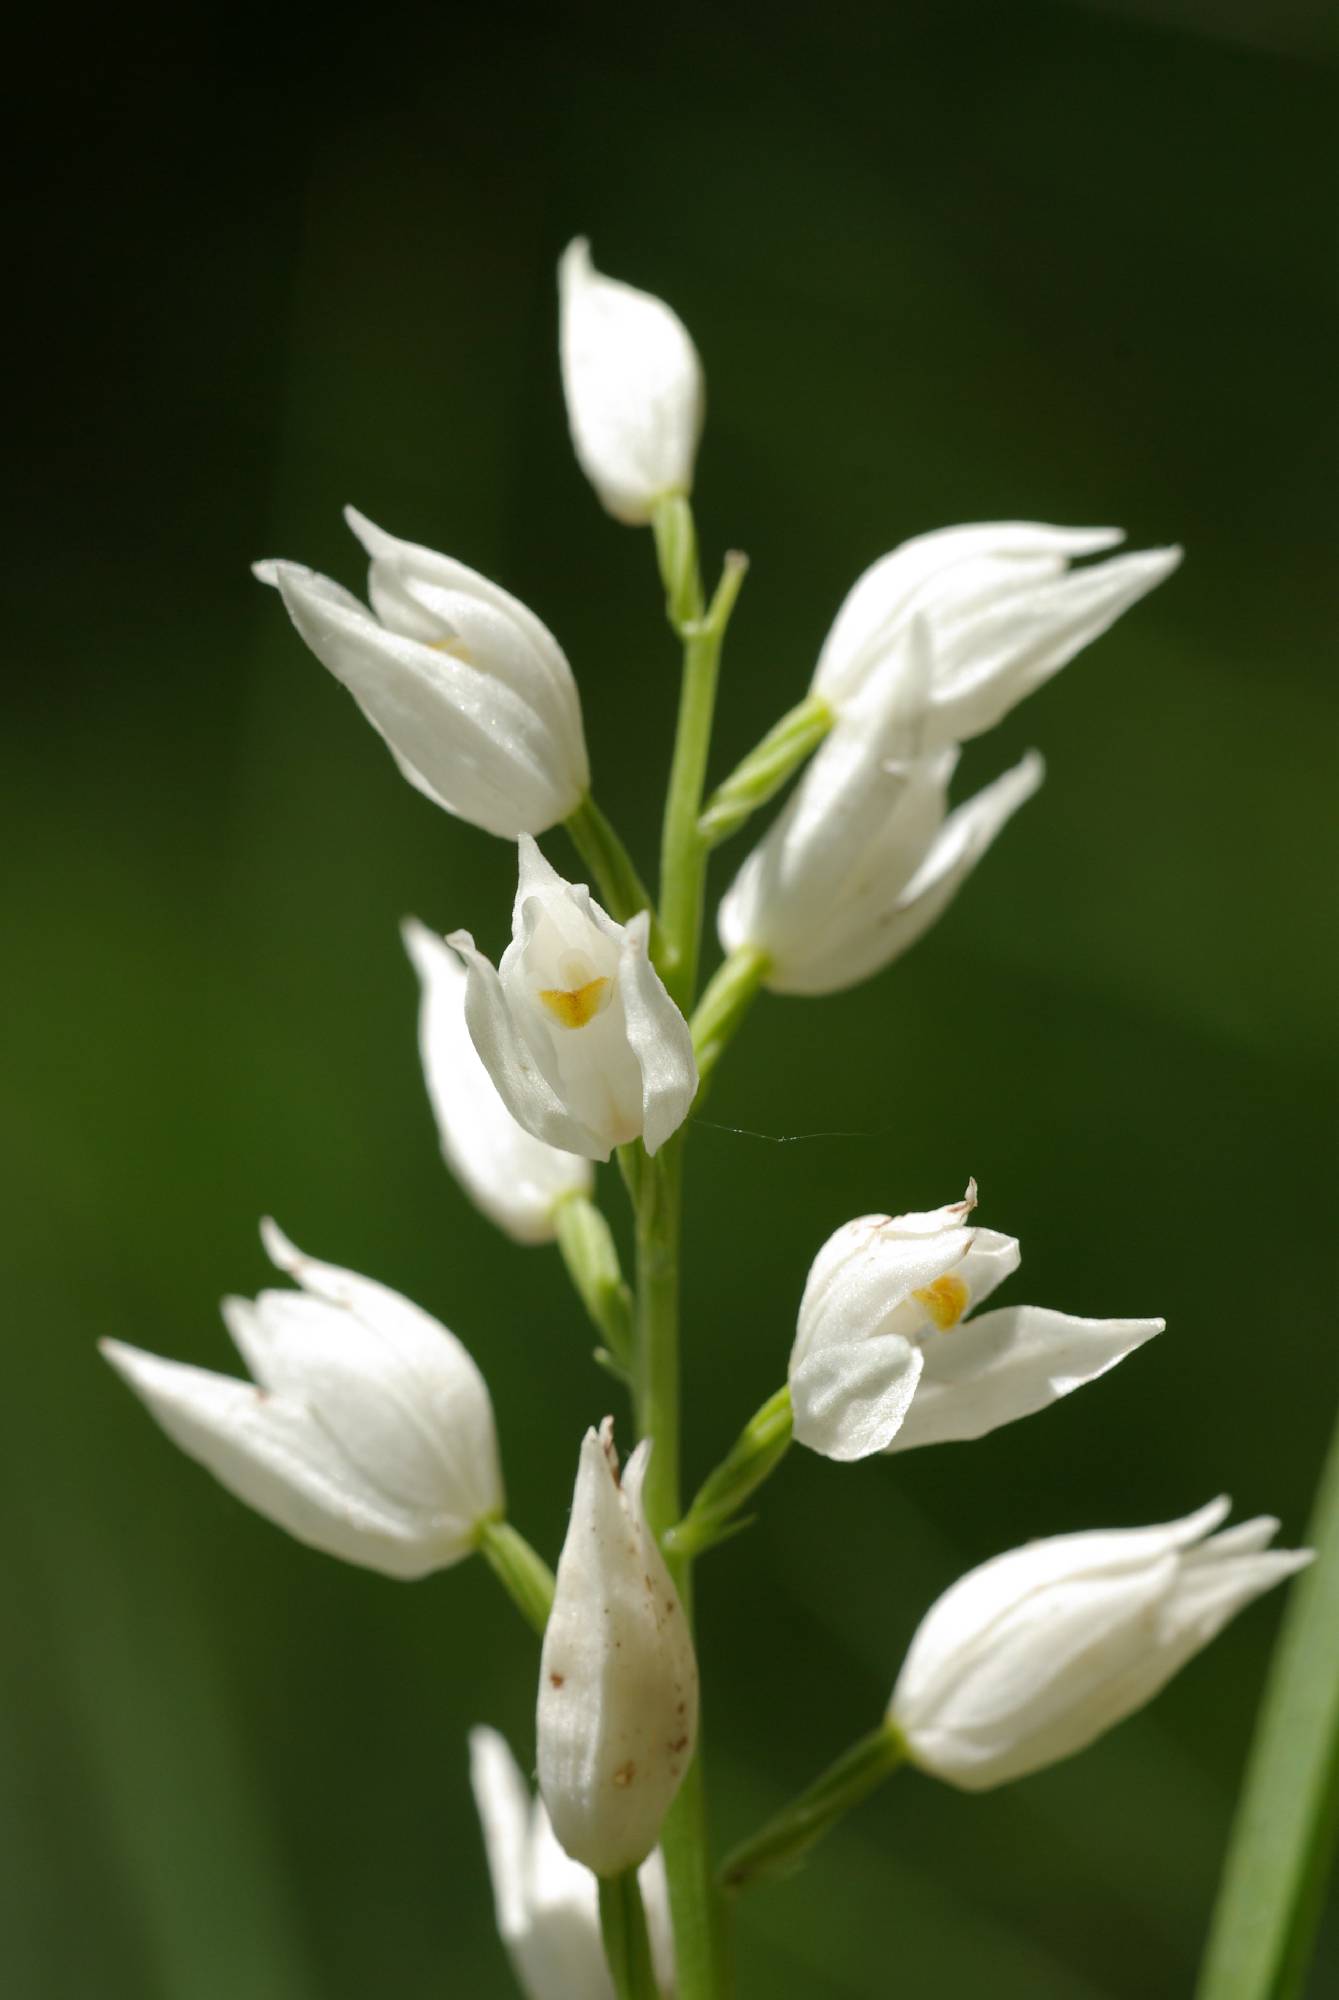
[810,520,1181,747]
[469,1727,674,2000]
[891,1500,1311,1790]
[255,510,588,838]
[559,239,705,525]
[403,918,592,1244]
[789,1184,1160,1460]
[719,635,1043,995]
[448,839,697,1162]
[537,1422,699,1876]
[101,1223,502,1579]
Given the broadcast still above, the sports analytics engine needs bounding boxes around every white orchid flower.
[559,238,705,525]
[538,1421,699,1876]
[403,918,592,1244]
[469,1726,674,2000]
[891,1498,1311,1791]
[789,1183,1162,1461]
[101,1223,501,1579]
[449,839,697,1162]
[255,508,589,838]
[810,519,1181,749]
[719,630,1043,996]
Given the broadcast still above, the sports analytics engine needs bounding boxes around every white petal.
[538,1425,698,1875]
[894,1497,1234,1725]
[259,559,584,837]
[254,1220,502,1532]
[812,522,1127,707]
[449,927,611,1159]
[793,750,1040,995]
[886,1306,1164,1452]
[403,919,591,1243]
[100,1340,460,1579]
[791,1330,924,1460]
[617,912,698,1156]
[559,239,704,525]
[931,546,1183,744]
[469,1727,536,1947]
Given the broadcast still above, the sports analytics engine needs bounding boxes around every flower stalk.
[697,692,832,847]
[475,1517,555,1638]
[720,1724,907,1893]
[598,1871,661,2000]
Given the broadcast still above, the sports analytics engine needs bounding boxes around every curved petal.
[99,1340,457,1578]
[791,1331,924,1461]
[449,928,610,1159]
[886,1306,1164,1453]
[404,918,591,1243]
[617,913,698,1155]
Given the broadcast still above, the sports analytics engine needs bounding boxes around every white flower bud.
[891,1498,1311,1791]
[719,628,1043,996]
[790,1182,1161,1460]
[469,1726,674,2000]
[449,839,698,1163]
[403,918,592,1244]
[255,508,589,839]
[559,238,705,526]
[810,520,1181,750]
[101,1222,502,1579]
[538,1422,699,1877]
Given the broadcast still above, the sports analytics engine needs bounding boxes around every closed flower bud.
[255,508,589,838]
[449,838,697,1162]
[469,1726,674,2000]
[403,918,592,1244]
[559,238,705,526]
[101,1222,502,1579]
[790,1182,1161,1460]
[538,1421,699,1876]
[810,520,1181,749]
[719,629,1043,996]
[891,1498,1311,1791]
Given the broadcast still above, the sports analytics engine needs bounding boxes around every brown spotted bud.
[537,1420,698,1876]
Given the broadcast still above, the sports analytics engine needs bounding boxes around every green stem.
[554,1191,634,1368]
[665,1387,793,1560]
[719,1723,907,1893]
[1195,1407,1339,2000]
[565,794,667,960]
[698,692,833,848]
[474,1517,554,1638]
[690,946,771,1095]
[598,1870,660,2000]
[655,509,748,1010]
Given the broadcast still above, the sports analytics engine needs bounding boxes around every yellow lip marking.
[539,977,612,1030]
[912,1273,970,1332]
[429,634,473,663]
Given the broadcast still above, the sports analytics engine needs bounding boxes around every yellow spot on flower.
[539,977,612,1029]
[429,634,473,663]
[912,1273,969,1331]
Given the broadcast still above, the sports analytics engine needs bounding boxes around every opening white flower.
[720,629,1043,995]
[255,508,589,838]
[403,918,592,1244]
[891,1499,1311,1791]
[811,520,1181,750]
[101,1222,502,1579]
[559,238,705,525]
[470,1726,674,2000]
[538,1421,699,1877]
[789,1183,1162,1460]
[449,839,697,1162]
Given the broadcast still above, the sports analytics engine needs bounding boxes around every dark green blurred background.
[7,1,1336,1993]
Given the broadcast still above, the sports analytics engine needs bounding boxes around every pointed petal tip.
[252,558,281,586]
[258,1215,300,1272]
